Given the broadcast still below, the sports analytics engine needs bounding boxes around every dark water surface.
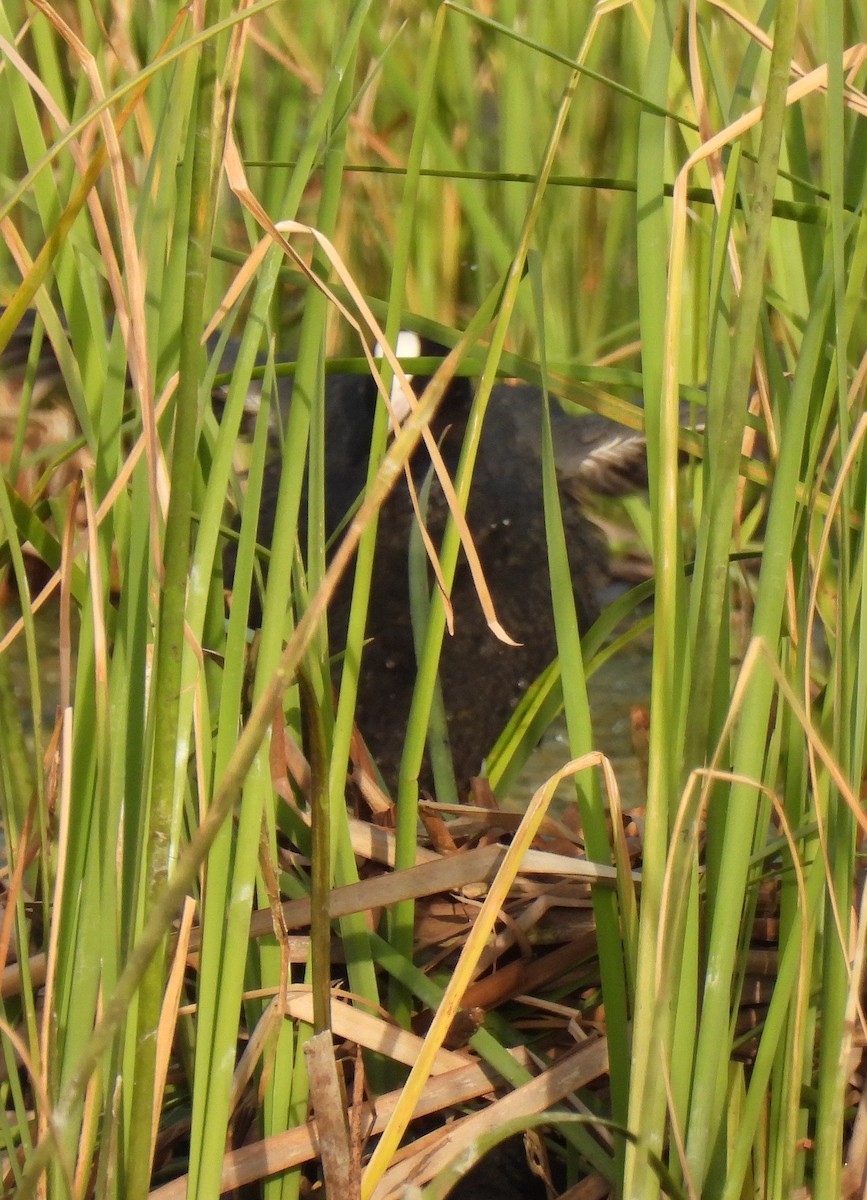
[511,634,652,812]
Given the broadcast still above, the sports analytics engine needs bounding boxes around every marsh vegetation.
[0,3,865,1199]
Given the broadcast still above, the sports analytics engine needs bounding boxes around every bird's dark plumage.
[227,349,652,790]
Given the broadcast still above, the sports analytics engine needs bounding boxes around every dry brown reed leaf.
[0,952,47,1000]
[414,895,594,955]
[269,718,309,803]
[286,990,472,1076]
[420,800,582,848]
[459,933,599,1012]
[553,1173,611,1199]
[351,760,395,818]
[266,844,504,936]
[146,1053,515,1200]
[245,839,625,950]
[471,893,571,979]
[153,897,196,1140]
[419,805,461,855]
[182,843,506,955]
[369,1036,609,1200]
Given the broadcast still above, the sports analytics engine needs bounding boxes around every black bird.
[0,311,668,792]
[224,332,660,792]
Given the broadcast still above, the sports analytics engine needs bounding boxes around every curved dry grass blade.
[371,1038,609,1200]
[223,133,515,643]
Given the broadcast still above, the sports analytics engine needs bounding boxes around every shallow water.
[510,634,652,812]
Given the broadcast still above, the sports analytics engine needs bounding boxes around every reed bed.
[0,3,865,1199]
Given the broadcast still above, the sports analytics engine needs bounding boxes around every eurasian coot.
[225,334,659,791]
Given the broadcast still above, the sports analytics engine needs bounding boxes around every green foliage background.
[0,2,865,1199]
